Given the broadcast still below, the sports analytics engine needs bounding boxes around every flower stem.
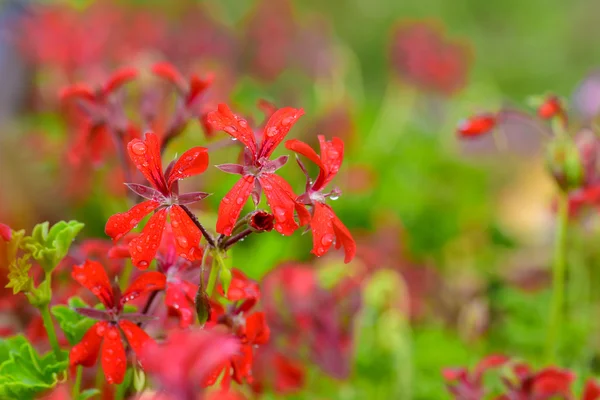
[40,303,62,359]
[221,228,253,251]
[72,366,82,399]
[546,191,570,362]
[180,205,216,248]
[206,250,224,296]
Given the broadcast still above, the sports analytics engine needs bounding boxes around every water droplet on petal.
[321,234,334,246]
[138,260,149,268]
[96,324,106,336]
[281,116,294,126]
[171,220,179,228]
[330,194,339,201]
[327,149,339,158]
[266,127,278,137]
[236,197,245,205]
[131,142,147,155]
[107,329,119,340]
[177,236,189,248]
[239,119,248,128]
[222,197,231,204]
[224,126,237,134]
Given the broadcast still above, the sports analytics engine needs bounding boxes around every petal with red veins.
[127,133,168,193]
[69,322,106,368]
[285,139,324,171]
[118,320,153,365]
[59,84,95,102]
[315,135,344,190]
[106,201,160,242]
[331,209,356,264]
[206,104,258,158]
[0,223,11,241]
[259,107,304,159]
[72,260,114,309]
[128,208,167,269]
[103,67,138,95]
[259,173,299,236]
[244,312,270,345]
[121,272,166,306]
[170,205,203,261]
[216,175,256,236]
[165,283,195,328]
[101,325,127,385]
[166,147,209,188]
[310,202,336,259]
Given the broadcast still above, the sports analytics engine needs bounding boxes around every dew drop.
[239,119,248,128]
[171,220,179,228]
[131,142,147,155]
[138,260,149,268]
[327,149,339,158]
[236,197,245,205]
[330,194,339,201]
[96,324,106,336]
[266,127,278,137]
[224,126,237,134]
[281,116,294,126]
[222,197,231,204]
[107,329,119,340]
[177,236,189,248]
[136,245,143,252]
[321,234,334,246]
[91,286,101,295]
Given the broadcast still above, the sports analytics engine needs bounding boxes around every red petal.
[259,107,304,159]
[118,320,153,365]
[187,74,214,105]
[331,210,356,264]
[257,99,277,119]
[473,354,509,383]
[315,135,344,190]
[103,67,138,95]
[244,312,270,345]
[69,322,106,368]
[127,132,168,193]
[170,205,203,261]
[226,270,260,313]
[206,104,258,158]
[457,113,497,138]
[285,139,324,170]
[531,367,574,397]
[166,147,209,188]
[441,367,468,382]
[259,173,299,236]
[0,223,11,241]
[583,379,600,400]
[295,203,311,227]
[151,62,186,88]
[72,260,114,309]
[59,84,95,102]
[105,201,159,242]
[165,283,195,328]
[121,272,166,305]
[202,362,228,387]
[101,325,127,384]
[216,176,255,236]
[128,208,168,269]
[310,202,336,259]
[538,95,563,119]
[231,345,254,384]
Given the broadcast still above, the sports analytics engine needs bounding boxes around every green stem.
[40,303,62,359]
[546,191,570,362]
[206,251,224,296]
[72,366,82,399]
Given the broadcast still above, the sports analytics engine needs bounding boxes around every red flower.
[105,132,209,268]
[59,67,138,103]
[538,95,566,121]
[504,365,575,399]
[206,104,305,236]
[152,62,213,109]
[457,113,497,138]
[248,210,275,232]
[204,271,270,389]
[69,260,166,384]
[142,328,240,399]
[0,223,10,242]
[443,354,509,399]
[583,379,600,400]
[285,136,356,263]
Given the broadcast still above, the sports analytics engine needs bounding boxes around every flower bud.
[546,138,584,191]
[249,210,275,233]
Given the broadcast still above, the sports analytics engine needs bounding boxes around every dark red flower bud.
[538,95,564,120]
[457,113,497,138]
[249,210,275,232]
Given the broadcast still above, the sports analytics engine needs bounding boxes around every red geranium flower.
[501,364,575,399]
[152,62,213,110]
[206,104,306,236]
[285,135,356,263]
[204,271,270,389]
[69,260,166,384]
[105,132,209,268]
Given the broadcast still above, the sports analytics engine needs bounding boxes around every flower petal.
[243,312,270,345]
[127,132,168,193]
[315,135,344,190]
[101,325,127,385]
[72,260,114,309]
[103,66,138,95]
[457,113,497,138]
[187,74,213,106]
[310,202,336,259]
[125,183,166,202]
[69,322,106,368]
[118,320,153,365]
[259,173,299,236]
[59,84,95,102]
[151,62,186,89]
[166,147,209,188]
[216,175,256,236]
[206,104,258,158]
[121,272,166,306]
[170,205,203,261]
[106,201,160,242]
[128,208,167,269]
[259,107,304,159]
[583,379,600,400]
[285,139,324,171]
[0,223,11,241]
[165,283,195,328]
[331,210,356,264]
[176,191,211,205]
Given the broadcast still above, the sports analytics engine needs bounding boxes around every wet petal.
[105,201,159,242]
[259,173,299,236]
[315,135,344,190]
[259,107,304,159]
[166,147,209,188]
[165,283,195,328]
[244,312,270,345]
[331,208,356,264]
[206,104,258,158]
[170,205,203,261]
[69,322,107,368]
[121,271,166,306]
[216,175,256,236]
[101,324,127,385]
[118,320,153,365]
[309,202,336,259]
[127,132,168,193]
[128,208,167,269]
[103,66,138,95]
[72,260,114,309]
[285,139,324,171]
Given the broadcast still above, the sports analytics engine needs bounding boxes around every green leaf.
[51,297,95,345]
[77,388,100,400]
[0,335,68,399]
[21,220,84,273]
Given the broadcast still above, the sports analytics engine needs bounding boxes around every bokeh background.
[3,0,600,398]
